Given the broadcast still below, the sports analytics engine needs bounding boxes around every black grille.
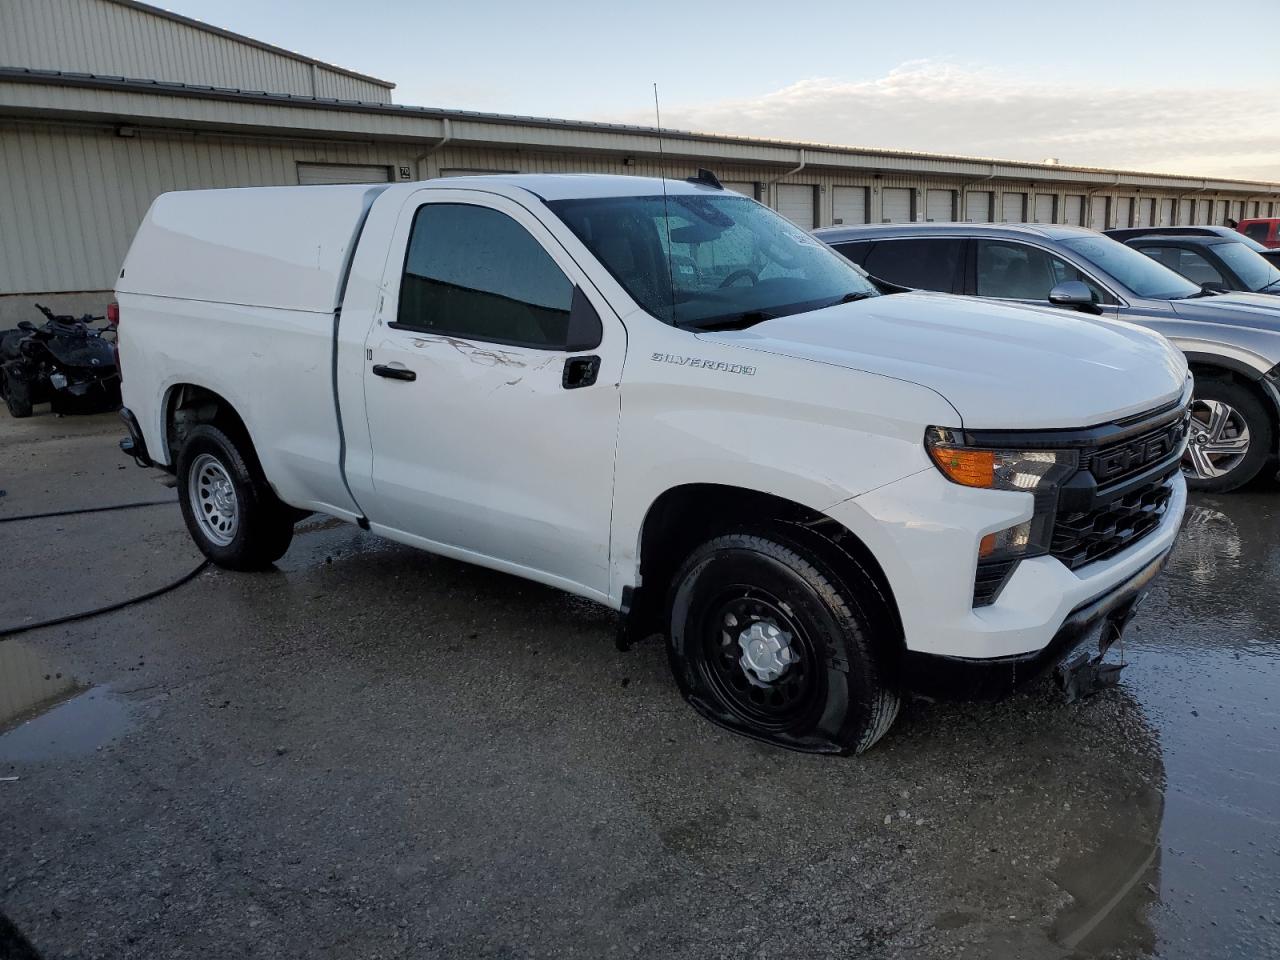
[1086,419,1186,487]
[973,559,1018,607]
[1051,475,1175,571]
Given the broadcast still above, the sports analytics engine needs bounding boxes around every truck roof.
[116,175,739,313]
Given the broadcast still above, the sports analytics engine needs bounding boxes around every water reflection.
[0,641,82,734]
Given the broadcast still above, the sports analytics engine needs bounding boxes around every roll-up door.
[882,187,914,223]
[925,189,955,222]
[1158,198,1175,226]
[297,162,392,185]
[723,181,757,199]
[1196,199,1211,223]
[832,186,868,225]
[1033,194,1055,223]
[1230,200,1244,222]
[1089,196,1109,231]
[1001,192,1026,222]
[1135,198,1155,228]
[965,191,992,222]
[1064,195,1084,225]
[1248,201,1260,218]
[1113,197,1133,228]
[777,184,816,229]
[1214,200,1228,224]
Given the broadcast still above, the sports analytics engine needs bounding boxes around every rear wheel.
[2,364,33,418]
[1182,380,1272,493]
[667,528,900,755]
[177,424,295,570]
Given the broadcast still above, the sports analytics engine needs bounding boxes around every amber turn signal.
[928,446,996,489]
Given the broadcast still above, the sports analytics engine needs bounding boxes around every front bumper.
[825,465,1186,663]
[899,546,1171,698]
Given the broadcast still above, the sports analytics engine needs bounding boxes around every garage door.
[881,187,914,223]
[1158,198,1174,226]
[1113,197,1132,228]
[1196,199,1211,223]
[722,181,756,199]
[1064,195,1084,225]
[1214,200,1228,224]
[964,190,992,222]
[1230,200,1244,222]
[833,186,868,225]
[1001,193,1025,222]
[925,189,955,222]
[297,162,392,185]
[1033,194,1055,223]
[777,184,816,229]
[1248,201,1260,218]
[1088,196,1109,231]
[1135,198,1154,228]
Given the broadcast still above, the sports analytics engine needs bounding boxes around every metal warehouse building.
[3,0,1280,322]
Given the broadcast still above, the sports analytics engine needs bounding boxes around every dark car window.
[1173,249,1225,286]
[974,240,1104,303]
[398,203,574,348]
[1214,241,1280,291]
[859,238,963,291]
[1243,223,1270,243]
[1061,236,1201,299]
[832,241,873,267]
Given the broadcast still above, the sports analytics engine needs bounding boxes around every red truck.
[1238,218,1280,248]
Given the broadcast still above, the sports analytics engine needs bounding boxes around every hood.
[1169,291,1280,331]
[703,292,1187,430]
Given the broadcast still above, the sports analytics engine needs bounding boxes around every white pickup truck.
[116,173,1190,753]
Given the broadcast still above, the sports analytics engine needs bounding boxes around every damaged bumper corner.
[901,547,1172,700]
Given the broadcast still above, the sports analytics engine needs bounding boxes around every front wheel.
[1182,380,1272,493]
[176,424,295,570]
[666,529,900,755]
[2,364,33,418]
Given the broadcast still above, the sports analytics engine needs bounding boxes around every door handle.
[372,363,416,382]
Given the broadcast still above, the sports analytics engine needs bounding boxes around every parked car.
[1104,225,1280,269]
[1122,235,1280,297]
[815,222,1280,492]
[116,176,1188,754]
[1237,218,1280,248]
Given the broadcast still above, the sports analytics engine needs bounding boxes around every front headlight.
[925,426,1080,566]
[924,427,1079,492]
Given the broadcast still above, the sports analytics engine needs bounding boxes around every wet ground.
[0,411,1277,959]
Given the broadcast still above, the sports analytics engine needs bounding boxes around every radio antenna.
[654,82,677,323]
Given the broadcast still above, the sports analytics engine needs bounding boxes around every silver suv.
[815,222,1280,491]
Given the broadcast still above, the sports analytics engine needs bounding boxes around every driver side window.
[976,240,1106,303]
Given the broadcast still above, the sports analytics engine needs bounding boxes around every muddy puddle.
[0,642,133,767]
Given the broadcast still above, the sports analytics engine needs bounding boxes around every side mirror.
[1048,280,1099,312]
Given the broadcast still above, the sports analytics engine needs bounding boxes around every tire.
[176,423,295,570]
[3,365,33,418]
[1182,379,1273,493]
[666,528,900,755]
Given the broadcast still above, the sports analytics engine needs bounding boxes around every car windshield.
[1063,236,1203,299]
[547,192,878,328]
[1214,241,1280,291]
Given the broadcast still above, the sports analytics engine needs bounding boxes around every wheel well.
[163,383,253,466]
[628,483,904,655]
[1189,362,1279,443]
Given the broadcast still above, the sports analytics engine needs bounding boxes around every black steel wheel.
[667,528,900,755]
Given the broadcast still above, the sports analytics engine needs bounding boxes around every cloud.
[626,61,1280,182]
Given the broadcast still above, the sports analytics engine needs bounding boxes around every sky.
[157,0,1280,181]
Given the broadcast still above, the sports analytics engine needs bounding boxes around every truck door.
[359,190,623,600]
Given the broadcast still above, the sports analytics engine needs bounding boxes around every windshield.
[1214,241,1280,291]
[1063,236,1202,300]
[548,193,878,328]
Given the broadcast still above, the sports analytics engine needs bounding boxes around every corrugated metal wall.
[0,122,417,293]
[0,0,392,102]
[2,122,1275,297]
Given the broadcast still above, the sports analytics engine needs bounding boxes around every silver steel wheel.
[188,452,239,547]
[1182,399,1251,481]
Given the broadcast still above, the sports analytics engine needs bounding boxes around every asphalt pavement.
[1,411,1276,959]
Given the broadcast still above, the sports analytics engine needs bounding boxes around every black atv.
[0,304,121,418]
